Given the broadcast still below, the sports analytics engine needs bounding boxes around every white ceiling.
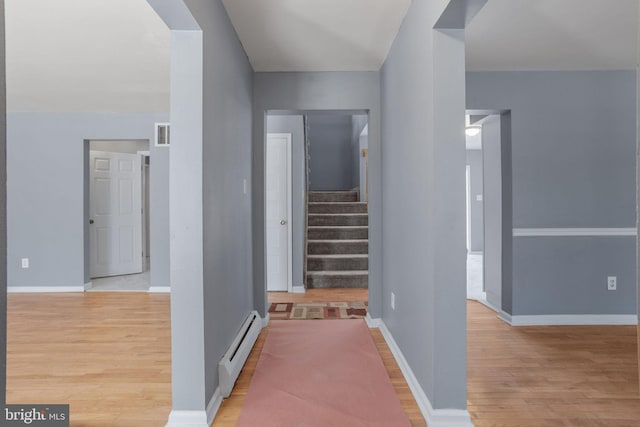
[221,0,411,72]
[5,0,639,112]
[466,0,639,71]
[5,0,170,112]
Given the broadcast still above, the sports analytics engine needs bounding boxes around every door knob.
[280,220,287,225]
[89,219,94,224]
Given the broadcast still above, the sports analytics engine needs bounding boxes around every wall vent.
[155,123,170,147]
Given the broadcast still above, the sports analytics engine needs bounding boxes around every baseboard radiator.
[219,310,261,397]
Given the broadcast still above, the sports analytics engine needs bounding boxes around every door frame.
[265,133,293,293]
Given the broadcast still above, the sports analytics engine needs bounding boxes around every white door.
[90,151,143,278]
[266,134,292,292]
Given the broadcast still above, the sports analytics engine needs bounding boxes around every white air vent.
[155,123,170,147]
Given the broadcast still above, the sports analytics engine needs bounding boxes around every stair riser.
[308,241,368,255]
[309,192,358,202]
[308,228,368,240]
[307,274,368,289]
[307,257,368,271]
[308,215,368,226]
[308,203,367,214]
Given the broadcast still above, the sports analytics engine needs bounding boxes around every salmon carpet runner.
[236,319,411,427]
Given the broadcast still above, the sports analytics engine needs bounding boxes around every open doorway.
[264,111,369,305]
[85,139,151,292]
[465,115,485,302]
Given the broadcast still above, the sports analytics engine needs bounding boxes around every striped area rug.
[268,301,367,320]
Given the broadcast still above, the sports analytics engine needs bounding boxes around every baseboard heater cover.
[219,310,261,397]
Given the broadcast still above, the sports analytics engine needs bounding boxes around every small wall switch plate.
[21,258,29,269]
[607,276,617,291]
[390,292,396,310]
[476,194,483,202]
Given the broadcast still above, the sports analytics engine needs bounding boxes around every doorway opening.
[264,110,370,301]
[465,114,485,303]
[85,139,151,292]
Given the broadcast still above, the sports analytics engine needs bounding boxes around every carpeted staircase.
[306,191,368,288]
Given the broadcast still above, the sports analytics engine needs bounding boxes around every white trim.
[205,387,223,426]
[513,228,637,237]
[498,311,513,325]
[378,321,474,427]
[365,313,381,328]
[262,313,270,328]
[165,410,208,427]
[149,286,171,293]
[292,285,306,294]
[8,286,85,293]
[501,313,638,326]
[84,281,93,291]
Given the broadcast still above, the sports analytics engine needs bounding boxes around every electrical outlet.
[21,258,29,269]
[390,292,396,310]
[607,276,617,291]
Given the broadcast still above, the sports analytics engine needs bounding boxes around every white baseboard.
[165,410,208,427]
[262,313,270,328]
[206,387,223,425]
[292,285,306,294]
[149,286,171,293]
[84,282,92,291]
[378,321,474,427]
[8,286,85,293]
[365,313,381,328]
[501,313,638,326]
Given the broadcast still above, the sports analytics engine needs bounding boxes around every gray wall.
[307,114,353,190]
[1,0,6,404]
[253,72,382,318]
[465,148,483,252]
[480,115,503,310]
[351,114,368,192]
[467,70,637,316]
[185,0,255,408]
[381,0,469,411]
[7,112,169,290]
[267,115,305,288]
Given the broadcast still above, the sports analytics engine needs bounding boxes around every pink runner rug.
[236,319,411,427]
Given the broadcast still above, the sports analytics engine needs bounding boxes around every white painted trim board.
[378,321,474,427]
[500,313,638,326]
[513,228,637,237]
[149,286,171,293]
[8,286,85,293]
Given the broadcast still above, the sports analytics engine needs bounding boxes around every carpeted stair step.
[306,271,368,289]
[308,202,367,214]
[307,239,368,255]
[309,191,358,203]
[308,226,368,240]
[308,214,368,226]
[307,254,368,271]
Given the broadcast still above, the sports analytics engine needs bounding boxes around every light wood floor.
[6,293,172,427]
[6,290,640,427]
[467,300,640,427]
